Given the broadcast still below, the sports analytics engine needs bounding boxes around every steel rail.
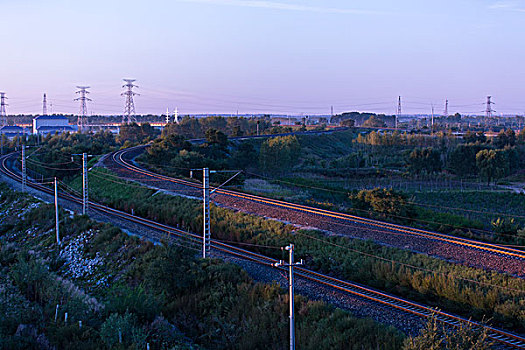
[112,146,525,260]
[1,152,524,349]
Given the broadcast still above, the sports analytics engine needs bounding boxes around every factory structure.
[0,115,76,139]
[32,115,75,135]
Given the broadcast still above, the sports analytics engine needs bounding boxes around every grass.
[62,169,525,334]
[0,181,406,349]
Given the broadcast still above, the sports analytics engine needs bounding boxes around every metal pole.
[288,244,295,350]
[54,177,60,245]
[274,244,303,350]
[202,167,210,258]
[21,145,26,192]
[82,153,88,215]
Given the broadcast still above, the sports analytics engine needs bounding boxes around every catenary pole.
[21,145,26,192]
[202,167,210,258]
[274,244,303,350]
[82,153,88,215]
[54,177,60,245]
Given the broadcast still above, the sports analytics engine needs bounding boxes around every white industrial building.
[0,125,27,139]
[32,115,75,135]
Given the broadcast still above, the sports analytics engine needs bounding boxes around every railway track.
[1,151,525,349]
[113,145,525,261]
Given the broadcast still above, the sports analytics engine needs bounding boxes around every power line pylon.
[396,96,401,129]
[121,79,139,124]
[431,104,435,135]
[43,93,48,115]
[485,96,495,129]
[443,99,448,117]
[165,107,170,124]
[0,92,8,127]
[74,86,91,133]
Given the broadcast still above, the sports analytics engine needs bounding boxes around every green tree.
[340,119,355,127]
[259,135,300,173]
[118,122,159,144]
[205,128,228,147]
[351,188,415,222]
[362,115,387,128]
[517,127,525,144]
[475,149,507,184]
[407,147,442,174]
[447,144,486,176]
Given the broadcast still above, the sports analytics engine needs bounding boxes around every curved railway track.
[113,146,525,261]
[1,151,524,349]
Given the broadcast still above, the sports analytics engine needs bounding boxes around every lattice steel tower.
[0,92,8,127]
[485,96,495,119]
[43,93,48,115]
[443,99,448,117]
[396,96,402,129]
[75,86,91,133]
[121,79,139,124]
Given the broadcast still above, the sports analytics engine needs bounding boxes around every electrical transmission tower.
[0,92,8,127]
[121,79,139,124]
[485,96,495,129]
[443,99,448,117]
[43,93,48,115]
[74,86,91,133]
[165,107,170,124]
[396,96,402,129]
[485,96,495,118]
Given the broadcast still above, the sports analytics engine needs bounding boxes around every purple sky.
[1,0,524,116]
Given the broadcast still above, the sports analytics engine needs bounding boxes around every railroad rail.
[113,145,525,261]
[1,151,524,348]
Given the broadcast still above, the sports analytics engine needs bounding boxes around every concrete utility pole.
[274,244,303,350]
[21,145,26,192]
[54,177,60,245]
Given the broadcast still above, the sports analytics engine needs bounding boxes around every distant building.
[32,115,75,135]
[0,125,26,139]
